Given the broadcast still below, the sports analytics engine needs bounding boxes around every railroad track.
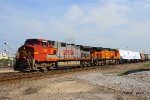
[0,65,111,82]
[0,62,148,82]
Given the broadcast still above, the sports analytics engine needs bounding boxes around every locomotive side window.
[42,42,48,47]
[52,41,55,45]
[61,42,66,47]
[25,39,39,45]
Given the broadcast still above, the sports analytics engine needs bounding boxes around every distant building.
[0,52,9,59]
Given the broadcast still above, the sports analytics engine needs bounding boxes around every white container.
[119,49,141,60]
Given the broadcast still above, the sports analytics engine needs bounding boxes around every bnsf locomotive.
[14,39,150,71]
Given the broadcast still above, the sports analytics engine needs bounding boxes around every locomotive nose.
[14,45,34,71]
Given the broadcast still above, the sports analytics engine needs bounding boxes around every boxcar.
[140,53,146,61]
[148,54,150,61]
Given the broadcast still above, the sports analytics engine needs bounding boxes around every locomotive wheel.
[95,61,98,66]
[88,62,91,67]
[46,67,51,71]
[39,63,47,72]
[53,62,58,68]
[80,62,85,67]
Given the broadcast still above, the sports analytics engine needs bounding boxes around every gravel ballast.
[78,71,150,98]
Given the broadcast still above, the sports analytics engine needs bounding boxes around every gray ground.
[0,67,15,73]
[0,62,150,100]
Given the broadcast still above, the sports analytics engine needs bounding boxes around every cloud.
[64,5,84,22]
[0,0,150,53]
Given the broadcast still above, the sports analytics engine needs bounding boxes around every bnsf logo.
[63,50,74,55]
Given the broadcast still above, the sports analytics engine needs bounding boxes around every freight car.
[140,53,146,61]
[14,39,148,72]
[148,54,150,61]
[140,54,150,61]
[119,49,141,63]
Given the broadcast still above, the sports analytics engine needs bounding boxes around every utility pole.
[4,42,13,67]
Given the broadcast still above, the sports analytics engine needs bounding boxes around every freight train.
[14,39,150,71]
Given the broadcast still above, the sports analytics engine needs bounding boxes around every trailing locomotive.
[14,39,150,71]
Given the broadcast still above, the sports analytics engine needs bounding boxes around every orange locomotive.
[14,39,120,71]
[91,48,120,66]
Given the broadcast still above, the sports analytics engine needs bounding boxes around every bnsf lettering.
[63,50,74,55]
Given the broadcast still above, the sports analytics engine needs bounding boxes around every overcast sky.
[0,0,150,54]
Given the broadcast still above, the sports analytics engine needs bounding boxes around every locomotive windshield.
[25,39,40,45]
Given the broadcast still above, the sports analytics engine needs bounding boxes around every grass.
[118,62,150,76]
[143,63,150,67]
[117,69,150,76]
[117,72,126,76]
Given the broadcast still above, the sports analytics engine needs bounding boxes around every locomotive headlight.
[34,51,39,54]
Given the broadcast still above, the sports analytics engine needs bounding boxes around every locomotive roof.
[92,47,103,50]
[67,43,75,45]
[25,39,117,52]
[26,39,48,42]
[80,45,92,50]
[102,48,111,50]
[111,49,118,51]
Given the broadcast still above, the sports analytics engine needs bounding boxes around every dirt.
[0,67,15,73]
[0,62,150,100]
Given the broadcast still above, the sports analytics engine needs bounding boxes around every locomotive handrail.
[20,50,34,67]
